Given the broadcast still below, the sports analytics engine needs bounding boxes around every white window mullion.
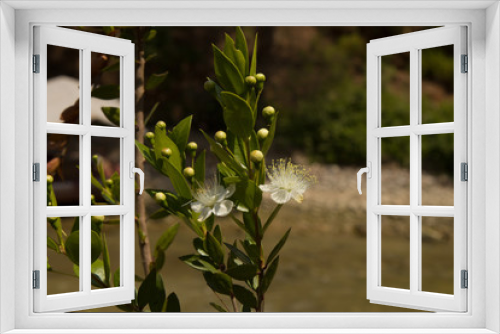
[409,48,420,295]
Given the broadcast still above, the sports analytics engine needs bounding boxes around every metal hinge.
[33,163,40,182]
[33,270,40,289]
[461,162,468,181]
[461,54,468,73]
[33,54,40,73]
[461,270,468,289]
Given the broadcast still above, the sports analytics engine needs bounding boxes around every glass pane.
[91,52,121,127]
[47,216,81,295]
[381,215,410,289]
[91,216,121,290]
[381,52,410,127]
[421,134,454,206]
[91,137,121,205]
[47,45,80,124]
[421,217,454,294]
[381,136,410,205]
[47,134,80,206]
[421,45,454,124]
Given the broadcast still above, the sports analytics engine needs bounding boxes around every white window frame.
[1,1,499,333]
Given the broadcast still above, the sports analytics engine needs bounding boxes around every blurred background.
[46,26,455,312]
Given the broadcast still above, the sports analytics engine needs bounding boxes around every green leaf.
[47,237,58,252]
[113,268,120,287]
[209,302,228,312]
[66,230,102,265]
[235,27,249,75]
[203,271,233,295]
[179,254,208,271]
[146,71,168,90]
[135,141,156,167]
[102,26,115,34]
[170,115,192,154]
[101,232,111,285]
[205,77,223,103]
[267,228,291,265]
[154,124,182,171]
[261,256,279,293]
[91,85,120,100]
[194,150,206,184]
[250,33,258,76]
[225,264,257,281]
[155,250,165,271]
[145,28,157,41]
[165,292,181,312]
[263,204,283,233]
[214,225,222,244]
[261,112,279,154]
[101,61,120,73]
[149,208,170,220]
[201,131,246,175]
[213,44,245,95]
[144,101,160,126]
[158,157,192,199]
[155,223,179,252]
[193,238,208,256]
[221,92,254,139]
[242,212,257,240]
[91,259,106,286]
[226,131,247,167]
[233,179,262,210]
[224,242,251,264]
[137,268,166,311]
[91,174,104,191]
[241,240,260,263]
[101,107,120,126]
[233,285,257,308]
[204,233,224,266]
[224,33,245,79]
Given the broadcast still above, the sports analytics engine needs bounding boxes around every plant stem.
[230,294,237,312]
[253,209,265,312]
[135,27,153,276]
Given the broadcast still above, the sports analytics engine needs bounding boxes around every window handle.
[130,162,145,195]
[357,162,372,195]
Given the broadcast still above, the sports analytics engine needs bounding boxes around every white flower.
[259,159,315,204]
[191,179,236,222]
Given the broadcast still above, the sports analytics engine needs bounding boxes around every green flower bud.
[187,142,198,153]
[145,132,154,140]
[92,154,99,164]
[161,147,172,158]
[257,128,269,141]
[155,192,166,202]
[262,106,275,119]
[105,179,113,187]
[215,131,227,144]
[255,73,266,82]
[156,121,166,130]
[47,175,54,184]
[245,76,257,86]
[183,167,195,178]
[250,150,264,164]
[90,194,95,202]
[93,215,105,223]
[204,80,216,92]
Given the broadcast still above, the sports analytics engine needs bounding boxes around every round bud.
[161,147,172,158]
[262,106,275,119]
[47,175,54,184]
[250,150,264,164]
[156,121,167,130]
[257,128,269,141]
[90,194,95,202]
[92,154,99,164]
[93,216,105,223]
[204,80,216,92]
[183,167,195,178]
[105,179,113,187]
[245,76,257,86]
[145,132,154,140]
[255,73,266,82]
[215,131,227,143]
[187,142,198,152]
[155,192,166,202]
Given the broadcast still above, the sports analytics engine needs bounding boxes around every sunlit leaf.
[213,45,245,95]
[235,27,249,75]
[221,92,254,139]
[170,115,192,154]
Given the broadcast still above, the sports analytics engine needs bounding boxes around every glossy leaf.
[203,271,233,295]
[157,157,192,199]
[135,141,156,167]
[201,131,246,175]
[165,292,181,312]
[250,34,258,76]
[233,179,262,210]
[66,230,102,266]
[224,242,251,264]
[221,92,254,139]
[261,256,279,293]
[233,285,257,308]
[154,124,182,171]
[170,115,192,154]
[194,150,206,184]
[213,44,245,95]
[267,228,291,265]
[137,268,165,311]
[226,264,257,281]
[261,112,279,154]
[47,237,58,252]
[204,233,224,266]
[235,27,249,75]
[91,85,120,100]
[149,208,170,220]
[101,107,120,126]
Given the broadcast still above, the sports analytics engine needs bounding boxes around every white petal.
[259,184,276,193]
[270,189,292,204]
[191,201,205,213]
[198,207,213,222]
[225,184,236,198]
[291,190,304,203]
[214,200,233,217]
